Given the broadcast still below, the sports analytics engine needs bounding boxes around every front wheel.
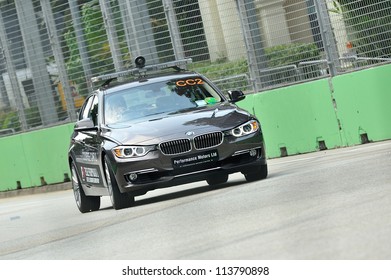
[104,155,134,210]
[70,162,100,213]
[243,165,268,182]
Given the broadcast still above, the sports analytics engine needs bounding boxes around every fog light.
[249,149,257,157]
[128,173,138,182]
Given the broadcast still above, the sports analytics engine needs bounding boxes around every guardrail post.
[235,0,269,92]
[41,0,77,121]
[0,13,28,130]
[118,0,159,65]
[99,0,125,73]
[68,0,93,93]
[163,0,185,60]
[15,0,59,125]
[313,0,340,76]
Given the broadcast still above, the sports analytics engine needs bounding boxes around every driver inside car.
[105,94,127,123]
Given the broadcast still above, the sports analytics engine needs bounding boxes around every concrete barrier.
[238,79,342,158]
[332,64,391,145]
[0,123,74,191]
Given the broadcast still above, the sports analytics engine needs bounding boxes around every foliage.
[189,59,250,92]
[25,107,42,127]
[147,0,175,62]
[62,0,211,94]
[0,107,43,133]
[0,110,20,132]
[81,0,115,73]
[328,0,343,14]
[190,59,248,80]
[334,0,391,59]
[262,43,323,86]
[264,43,321,67]
[63,30,85,90]
[188,43,323,91]
[62,0,127,96]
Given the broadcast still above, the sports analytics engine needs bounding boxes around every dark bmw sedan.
[68,58,267,213]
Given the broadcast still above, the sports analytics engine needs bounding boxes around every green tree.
[63,0,125,95]
[335,0,391,58]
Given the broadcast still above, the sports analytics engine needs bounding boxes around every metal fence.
[0,0,390,136]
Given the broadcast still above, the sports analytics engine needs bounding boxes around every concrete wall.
[0,124,74,191]
[238,64,391,158]
[239,78,342,158]
[1,64,391,191]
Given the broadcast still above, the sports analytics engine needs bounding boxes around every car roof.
[100,71,204,94]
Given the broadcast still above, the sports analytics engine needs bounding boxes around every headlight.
[229,120,259,137]
[112,145,155,158]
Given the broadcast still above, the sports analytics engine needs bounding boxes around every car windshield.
[104,77,222,125]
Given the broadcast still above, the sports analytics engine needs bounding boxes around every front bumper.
[110,132,267,194]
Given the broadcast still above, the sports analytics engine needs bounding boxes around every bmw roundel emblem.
[186,131,195,136]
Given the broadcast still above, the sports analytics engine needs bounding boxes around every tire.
[70,162,100,213]
[244,164,268,182]
[104,155,135,210]
[206,173,229,186]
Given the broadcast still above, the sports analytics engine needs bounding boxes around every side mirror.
[74,118,97,131]
[228,90,246,103]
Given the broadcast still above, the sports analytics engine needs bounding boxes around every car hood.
[104,103,252,145]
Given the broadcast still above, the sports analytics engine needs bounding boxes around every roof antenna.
[100,77,116,89]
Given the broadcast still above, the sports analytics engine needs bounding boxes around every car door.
[71,95,105,193]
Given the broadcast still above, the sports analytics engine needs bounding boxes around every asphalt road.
[1,140,391,260]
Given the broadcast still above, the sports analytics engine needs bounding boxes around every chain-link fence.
[0,0,390,136]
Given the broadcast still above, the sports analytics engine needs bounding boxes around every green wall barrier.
[238,64,391,158]
[1,134,29,190]
[239,79,343,158]
[332,64,391,145]
[0,123,74,191]
[1,64,391,191]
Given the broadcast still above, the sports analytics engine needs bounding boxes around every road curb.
[0,182,72,199]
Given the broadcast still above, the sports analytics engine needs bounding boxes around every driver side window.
[89,96,99,126]
[79,96,94,121]
[79,95,98,125]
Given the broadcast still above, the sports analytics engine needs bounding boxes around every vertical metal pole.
[68,0,93,91]
[117,0,134,64]
[123,0,159,64]
[118,0,139,59]
[41,0,76,121]
[162,0,185,60]
[314,0,339,76]
[0,12,28,130]
[235,0,268,92]
[15,0,58,125]
[99,0,124,72]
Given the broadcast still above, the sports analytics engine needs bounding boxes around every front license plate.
[172,150,219,168]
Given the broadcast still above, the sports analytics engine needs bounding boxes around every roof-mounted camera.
[134,56,146,68]
[91,56,192,86]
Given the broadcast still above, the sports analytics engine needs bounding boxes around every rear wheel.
[70,162,100,213]
[206,174,229,186]
[244,165,268,182]
[104,155,134,210]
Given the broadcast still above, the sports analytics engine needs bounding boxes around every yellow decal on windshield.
[176,78,204,87]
